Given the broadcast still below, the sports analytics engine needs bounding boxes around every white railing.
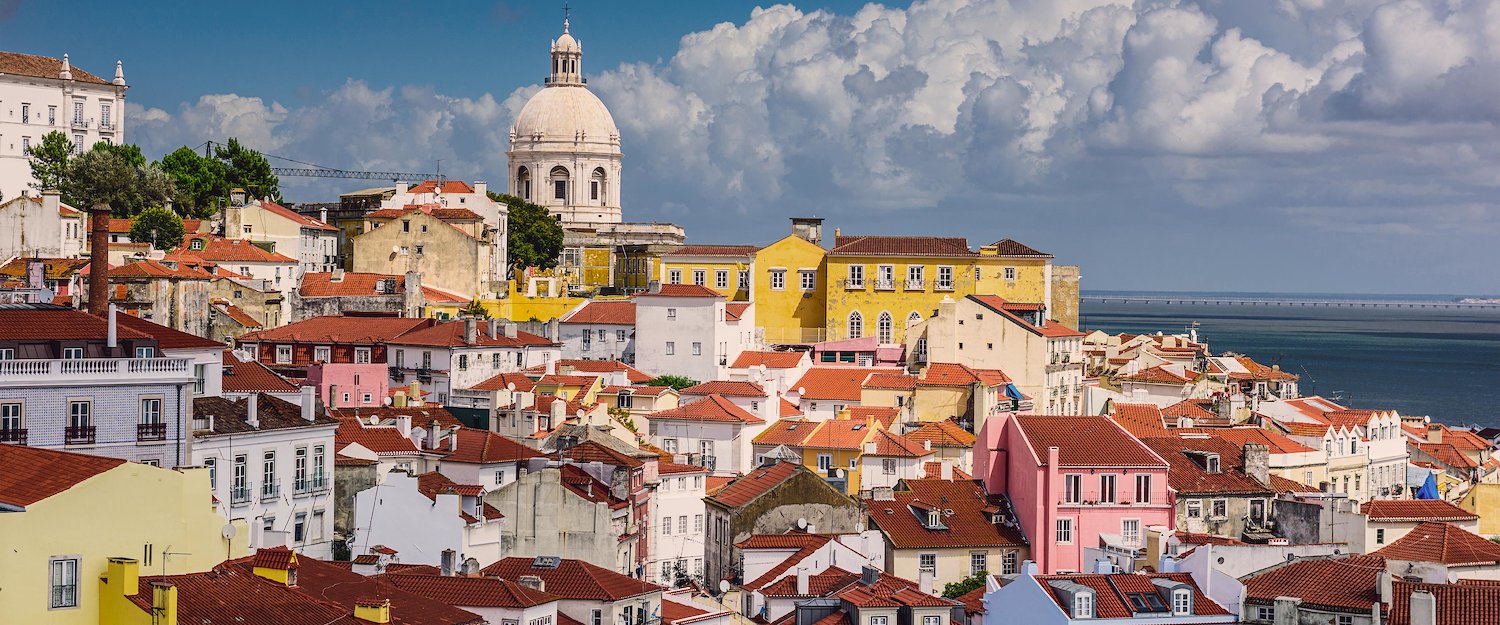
[0,358,192,383]
[874,280,895,290]
[905,279,925,290]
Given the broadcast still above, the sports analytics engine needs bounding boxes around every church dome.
[512,85,619,145]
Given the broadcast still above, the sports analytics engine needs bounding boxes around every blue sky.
[4,0,1499,296]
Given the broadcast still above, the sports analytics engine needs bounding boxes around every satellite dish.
[507,382,517,392]
[221,523,238,540]
[392,245,401,254]
[836,469,846,478]
[383,396,394,406]
[718,580,731,594]
[796,518,808,530]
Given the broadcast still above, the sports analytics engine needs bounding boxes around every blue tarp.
[1415,473,1440,499]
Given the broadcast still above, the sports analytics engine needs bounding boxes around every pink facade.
[305,362,390,408]
[976,411,1173,574]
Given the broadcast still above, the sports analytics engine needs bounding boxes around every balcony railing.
[64,425,96,445]
[71,118,90,129]
[99,120,114,131]
[0,427,27,445]
[231,485,252,505]
[905,279,925,290]
[295,474,330,495]
[136,422,167,441]
[686,453,717,471]
[838,279,864,290]
[261,480,281,501]
[874,279,895,290]
[935,281,954,291]
[0,357,192,384]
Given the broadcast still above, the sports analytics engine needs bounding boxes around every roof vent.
[531,555,561,569]
[518,574,546,591]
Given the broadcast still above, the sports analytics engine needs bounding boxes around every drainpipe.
[107,303,118,349]
[1045,446,1060,574]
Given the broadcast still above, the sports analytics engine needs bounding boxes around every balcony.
[935,281,954,292]
[261,480,281,502]
[873,279,895,291]
[295,474,330,495]
[231,485,253,506]
[905,279,925,290]
[686,453,717,471]
[71,118,90,129]
[64,426,96,445]
[0,427,27,445]
[838,279,865,290]
[99,120,115,131]
[136,422,167,441]
[0,357,193,386]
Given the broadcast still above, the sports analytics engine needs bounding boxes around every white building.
[559,300,636,362]
[648,395,766,476]
[0,192,85,260]
[174,233,300,327]
[0,52,128,200]
[914,294,1086,414]
[378,179,509,288]
[650,460,710,585]
[222,195,341,276]
[1325,409,1410,500]
[190,390,339,558]
[385,318,561,404]
[633,284,757,383]
[351,470,505,567]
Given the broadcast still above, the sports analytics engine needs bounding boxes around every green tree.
[489,192,563,272]
[158,146,229,218]
[461,300,491,319]
[91,141,147,168]
[62,144,176,218]
[130,206,186,250]
[26,131,75,195]
[647,375,700,390]
[942,570,988,599]
[214,138,281,203]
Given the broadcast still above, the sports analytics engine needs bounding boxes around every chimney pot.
[247,394,260,429]
[301,386,316,422]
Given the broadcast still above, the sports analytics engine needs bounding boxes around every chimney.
[105,557,140,599]
[860,565,880,586]
[440,549,456,576]
[1243,443,1270,486]
[88,204,111,316]
[918,568,934,595]
[26,258,45,290]
[940,460,954,480]
[796,569,810,595]
[1408,590,1437,625]
[1092,558,1114,574]
[403,271,424,318]
[1273,597,1301,625]
[504,322,518,339]
[489,319,500,339]
[550,396,566,424]
[319,207,328,224]
[393,392,407,408]
[354,598,392,624]
[107,303,118,348]
[395,414,412,437]
[1426,425,1443,444]
[863,441,877,455]
[546,358,557,376]
[547,318,559,341]
[150,582,179,625]
[301,385,316,422]
[924,439,932,451]
[464,318,477,345]
[872,487,895,501]
[648,280,662,294]
[428,420,442,451]
[396,182,409,195]
[517,575,546,592]
[790,217,824,246]
[474,181,488,196]
[409,381,422,406]
[448,427,459,451]
[59,53,72,80]
[247,394,260,429]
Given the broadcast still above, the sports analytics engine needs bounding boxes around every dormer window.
[1172,588,1191,615]
[1075,592,1094,618]
[928,509,941,527]
[1205,455,1220,473]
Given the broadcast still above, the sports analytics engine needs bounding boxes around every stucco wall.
[485,466,618,566]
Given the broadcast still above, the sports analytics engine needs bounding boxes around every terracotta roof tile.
[1362,499,1479,522]
[865,429,933,458]
[848,406,899,428]
[1035,572,1228,618]
[862,373,918,391]
[987,239,1051,257]
[193,394,339,435]
[254,200,338,231]
[113,312,224,349]
[636,284,724,298]
[390,320,557,348]
[725,302,751,321]
[1118,365,1193,384]
[526,359,652,383]
[221,350,302,393]
[1389,580,1500,625]
[651,395,764,424]
[471,372,539,393]
[554,440,644,468]
[1110,403,1170,438]
[1414,442,1479,469]
[794,367,904,401]
[174,234,298,263]
[1141,435,1273,496]
[781,398,803,417]
[1371,521,1500,565]
[445,428,546,464]
[754,419,816,446]
[904,420,977,448]
[865,479,1026,549]
[706,462,802,508]
[1162,399,1228,426]
[663,244,759,257]
[331,405,463,429]
[479,557,661,601]
[300,272,410,297]
[801,419,877,451]
[830,235,974,257]
[0,305,152,341]
[680,380,767,398]
[407,180,477,195]
[378,572,559,608]
[1243,555,1386,611]
[732,351,806,369]
[0,444,125,507]
[967,295,1083,338]
[239,315,430,345]
[335,420,421,455]
[0,51,109,83]
[562,300,636,325]
[1015,415,1167,467]
[0,256,90,279]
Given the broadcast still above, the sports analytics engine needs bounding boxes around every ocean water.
[1079,292,1500,428]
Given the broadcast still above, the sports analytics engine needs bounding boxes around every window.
[49,557,79,608]
[1337,616,1353,625]
[1205,455,1221,473]
[262,451,277,496]
[695,514,704,532]
[877,312,893,343]
[1187,499,1202,518]
[907,265,924,287]
[770,269,786,290]
[101,102,112,126]
[313,446,325,485]
[276,345,292,364]
[871,618,888,625]
[1074,593,1094,618]
[1256,606,1274,621]
[458,354,469,370]
[847,311,863,339]
[1121,519,1140,545]
[68,401,91,428]
[691,342,701,356]
[48,105,56,124]
[592,610,602,625]
[1376,528,1385,544]
[135,346,155,359]
[668,269,682,284]
[970,551,987,576]
[679,516,688,533]
[1064,474,1082,503]
[554,179,568,200]
[1173,589,1191,615]
[876,264,894,288]
[714,270,728,289]
[1211,499,1227,519]
[662,439,677,453]
[616,329,627,342]
[662,517,672,535]
[666,308,676,319]
[1004,266,1017,280]
[919,553,936,574]
[314,346,331,362]
[847,264,864,287]
[937,266,954,289]
[799,270,816,291]
[738,269,749,289]
[62,346,84,359]
[1135,474,1152,503]
[1056,517,1073,543]
[205,457,217,491]
[1002,551,1018,574]
[817,454,833,471]
[1099,474,1117,503]
[0,402,22,432]
[140,398,162,424]
[294,447,309,492]
[882,458,897,475]
[923,617,941,625]
[665,342,675,356]
[692,270,706,286]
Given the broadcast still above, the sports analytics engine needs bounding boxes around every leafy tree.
[130,206,186,250]
[159,146,229,218]
[460,300,491,319]
[62,144,176,217]
[91,141,147,168]
[942,570,987,599]
[489,192,563,272]
[214,138,281,203]
[26,131,75,195]
[647,375,700,390]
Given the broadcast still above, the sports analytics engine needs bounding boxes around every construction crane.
[197,140,441,181]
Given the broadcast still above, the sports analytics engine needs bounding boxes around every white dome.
[554,31,580,53]
[512,85,619,145]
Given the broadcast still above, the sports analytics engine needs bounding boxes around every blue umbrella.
[1414,473,1440,499]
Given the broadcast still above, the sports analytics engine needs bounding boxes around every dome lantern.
[548,18,583,85]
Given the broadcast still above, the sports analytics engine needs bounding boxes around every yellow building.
[1458,483,1500,537]
[0,445,246,624]
[865,479,1029,589]
[823,235,1057,347]
[658,245,758,301]
[752,227,829,344]
[353,207,501,300]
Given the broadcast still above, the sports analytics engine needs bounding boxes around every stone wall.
[485,465,617,565]
[1050,264,1080,329]
[333,462,378,542]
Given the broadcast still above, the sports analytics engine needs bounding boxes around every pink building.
[977,412,1172,574]
[305,362,389,408]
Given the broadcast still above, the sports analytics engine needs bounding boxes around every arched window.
[847,311,863,339]
[877,312,893,344]
[591,167,608,204]
[550,166,570,201]
[516,166,531,200]
[906,311,922,328]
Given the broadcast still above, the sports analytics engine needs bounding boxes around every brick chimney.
[88,203,111,315]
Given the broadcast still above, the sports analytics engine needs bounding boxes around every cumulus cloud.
[128,0,1500,292]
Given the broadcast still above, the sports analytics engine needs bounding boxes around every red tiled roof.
[0,306,151,341]
[862,373,918,391]
[212,300,263,328]
[725,302,751,321]
[1014,415,1167,467]
[0,256,89,280]
[1141,435,1273,496]
[389,320,557,348]
[239,315,430,345]
[1362,500,1480,522]
[536,374,602,388]
[659,460,709,474]
[637,284,724,298]
[554,440,644,468]
[1035,572,1228,618]
[0,51,109,83]
[331,405,463,429]
[0,444,125,507]
[754,419,816,446]
[680,380,767,398]
[651,395,764,424]
[603,385,672,397]
[967,295,1083,338]
[830,235,974,257]
[479,557,662,601]
[1119,365,1193,384]
[407,179,477,194]
[335,420,421,455]
[921,462,973,480]
[865,479,1026,549]
[112,311,224,349]
[1243,555,1386,611]
[1268,474,1319,493]
[562,300,636,325]
[793,367,904,401]
[1371,521,1500,565]
[1389,580,1500,625]
[956,585,988,614]
[781,398,803,417]
[111,258,214,280]
[738,531,835,590]
[254,200,338,231]
[706,462,802,508]
[175,235,298,263]
[802,419,877,451]
[1175,532,1246,546]
[987,239,1051,257]
[865,429,933,458]
[1162,399,1227,425]
[378,573,559,608]
[471,372,538,393]
[221,350,302,393]
[1110,402,1169,438]
[445,428,546,464]
[1414,442,1479,469]
[848,406,899,428]
[1225,356,1298,381]
[300,272,410,297]
[415,471,485,499]
[919,363,984,387]
[663,244,759,257]
[732,351,806,369]
[904,420,977,448]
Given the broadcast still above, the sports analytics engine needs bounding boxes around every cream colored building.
[914,294,1085,414]
[352,207,499,300]
[222,194,340,276]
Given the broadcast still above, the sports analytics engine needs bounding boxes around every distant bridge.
[1081,296,1500,309]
